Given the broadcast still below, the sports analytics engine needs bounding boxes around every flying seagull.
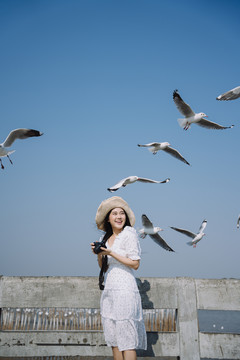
[173,89,234,130]
[237,215,240,229]
[140,214,174,252]
[107,176,170,192]
[170,219,207,247]
[217,86,240,101]
[0,128,43,169]
[138,142,190,165]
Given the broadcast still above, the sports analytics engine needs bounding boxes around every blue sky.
[0,0,240,279]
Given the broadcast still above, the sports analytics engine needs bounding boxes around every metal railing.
[0,307,176,332]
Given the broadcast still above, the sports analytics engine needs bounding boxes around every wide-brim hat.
[95,196,135,231]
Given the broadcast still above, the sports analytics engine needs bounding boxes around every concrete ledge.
[199,332,240,359]
[1,276,240,359]
[0,331,179,357]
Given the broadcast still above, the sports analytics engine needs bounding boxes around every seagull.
[107,176,170,192]
[140,214,174,252]
[217,86,240,101]
[0,128,43,169]
[173,89,234,130]
[139,215,164,239]
[138,142,190,165]
[237,215,240,229]
[170,219,207,247]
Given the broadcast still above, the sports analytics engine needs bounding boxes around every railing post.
[177,277,200,360]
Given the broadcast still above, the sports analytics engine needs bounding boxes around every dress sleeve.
[125,227,141,260]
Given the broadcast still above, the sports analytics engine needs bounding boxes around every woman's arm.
[100,247,140,270]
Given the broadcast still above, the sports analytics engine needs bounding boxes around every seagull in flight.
[217,86,240,101]
[138,142,190,165]
[140,214,174,252]
[237,215,240,229]
[170,219,207,247]
[0,128,43,169]
[139,215,164,238]
[173,90,234,130]
[107,176,170,192]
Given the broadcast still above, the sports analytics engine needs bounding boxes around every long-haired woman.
[91,196,147,360]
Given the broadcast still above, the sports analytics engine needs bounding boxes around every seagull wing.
[217,86,240,101]
[197,119,234,130]
[138,143,160,147]
[137,177,170,184]
[170,226,196,239]
[198,220,207,233]
[149,233,175,252]
[173,90,195,117]
[163,146,190,165]
[2,129,43,147]
[141,214,154,230]
[107,177,128,192]
[237,215,240,229]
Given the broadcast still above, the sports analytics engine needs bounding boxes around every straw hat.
[95,196,135,231]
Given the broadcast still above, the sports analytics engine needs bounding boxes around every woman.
[91,196,147,360]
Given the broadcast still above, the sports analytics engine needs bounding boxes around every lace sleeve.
[125,227,141,260]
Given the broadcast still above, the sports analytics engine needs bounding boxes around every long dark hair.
[99,209,131,290]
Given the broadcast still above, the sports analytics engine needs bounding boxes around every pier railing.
[0,276,239,359]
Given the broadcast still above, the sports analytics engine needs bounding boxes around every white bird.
[139,215,164,238]
[170,219,207,247]
[138,142,190,165]
[140,214,174,252]
[107,176,170,192]
[173,90,234,130]
[217,86,240,101]
[237,215,240,229]
[0,128,43,169]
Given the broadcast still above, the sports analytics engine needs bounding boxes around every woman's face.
[108,207,126,232]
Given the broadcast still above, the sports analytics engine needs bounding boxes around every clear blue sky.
[1,0,239,279]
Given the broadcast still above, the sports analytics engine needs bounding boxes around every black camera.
[93,241,107,254]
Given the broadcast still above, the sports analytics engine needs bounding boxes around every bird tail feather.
[148,148,156,154]
[177,118,187,128]
[4,150,15,156]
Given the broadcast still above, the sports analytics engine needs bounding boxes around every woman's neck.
[112,228,123,237]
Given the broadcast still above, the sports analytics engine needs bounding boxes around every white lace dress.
[100,226,147,351]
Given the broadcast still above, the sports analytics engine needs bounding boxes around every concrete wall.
[0,276,240,359]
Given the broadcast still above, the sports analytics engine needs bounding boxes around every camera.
[93,241,107,254]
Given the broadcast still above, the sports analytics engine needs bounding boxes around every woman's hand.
[90,242,96,254]
[99,247,112,256]
[91,243,106,268]
[90,243,111,256]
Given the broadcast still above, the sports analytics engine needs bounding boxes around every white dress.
[100,226,147,351]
